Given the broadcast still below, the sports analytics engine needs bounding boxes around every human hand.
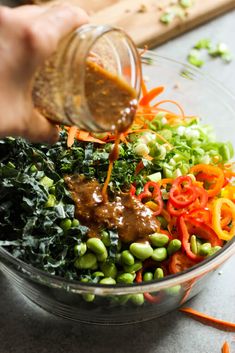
[0,3,89,143]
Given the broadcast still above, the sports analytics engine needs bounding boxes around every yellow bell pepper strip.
[212,198,235,241]
[190,164,224,198]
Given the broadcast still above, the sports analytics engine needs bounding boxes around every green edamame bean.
[92,271,104,279]
[90,262,98,270]
[190,235,198,255]
[131,294,144,306]
[87,237,107,255]
[167,239,181,256]
[130,242,153,261]
[124,261,143,273]
[80,277,89,283]
[115,253,122,265]
[72,219,80,227]
[99,277,116,285]
[74,243,87,257]
[82,293,95,302]
[118,295,130,305]
[60,218,72,231]
[100,262,117,278]
[101,231,111,247]
[121,250,135,266]
[153,267,164,280]
[96,248,108,262]
[151,247,167,262]
[30,164,37,173]
[149,233,169,247]
[199,242,211,256]
[74,253,97,269]
[143,272,153,282]
[165,285,181,296]
[117,273,134,284]
[208,246,222,256]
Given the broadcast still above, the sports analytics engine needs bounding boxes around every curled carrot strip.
[180,307,235,332]
[153,99,185,118]
[139,86,165,106]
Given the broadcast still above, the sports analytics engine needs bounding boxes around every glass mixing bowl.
[0,51,235,325]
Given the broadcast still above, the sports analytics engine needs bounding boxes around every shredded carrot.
[222,341,230,353]
[153,99,185,118]
[67,126,78,148]
[76,131,105,144]
[139,86,165,106]
[141,79,148,97]
[180,307,235,332]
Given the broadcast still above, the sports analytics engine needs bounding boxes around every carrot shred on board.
[139,86,164,106]
[222,341,230,353]
[67,126,78,148]
[180,307,235,332]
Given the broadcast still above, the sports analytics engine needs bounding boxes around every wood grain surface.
[30,0,235,48]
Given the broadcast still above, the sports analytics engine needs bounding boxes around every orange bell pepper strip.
[212,198,235,241]
[190,164,224,198]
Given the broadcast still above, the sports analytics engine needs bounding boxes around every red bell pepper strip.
[192,186,208,209]
[169,251,197,274]
[130,184,137,197]
[167,185,208,217]
[138,181,163,216]
[169,176,197,208]
[167,200,187,217]
[188,208,211,224]
[178,216,223,262]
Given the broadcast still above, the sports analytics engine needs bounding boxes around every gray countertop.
[1,5,235,353]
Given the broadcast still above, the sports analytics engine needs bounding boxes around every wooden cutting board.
[33,0,235,48]
[34,0,235,48]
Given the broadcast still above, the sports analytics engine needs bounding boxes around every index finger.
[25,3,89,59]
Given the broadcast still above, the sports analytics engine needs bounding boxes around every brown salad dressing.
[84,60,138,132]
[65,175,159,243]
[33,58,137,133]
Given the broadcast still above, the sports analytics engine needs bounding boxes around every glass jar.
[32,24,142,132]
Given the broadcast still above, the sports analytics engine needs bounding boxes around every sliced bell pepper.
[178,216,223,262]
[188,208,211,224]
[138,181,163,216]
[212,198,235,241]
[190,164,224,198]
[169,176,197,208]
[130,184,137,197]
[169,251,197,274]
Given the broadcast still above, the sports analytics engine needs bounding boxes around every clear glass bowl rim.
[1,51,235,296]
